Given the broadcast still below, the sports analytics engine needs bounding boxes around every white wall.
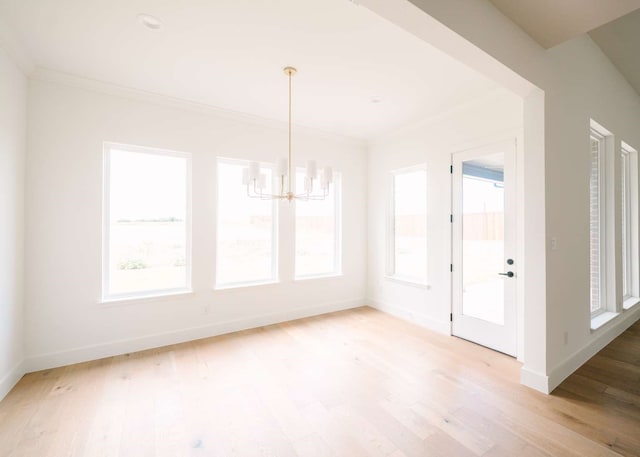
[541,37,640,389]
[0,48,26,398]
[365,0,640,392]
[367,89,522,335]
[25,75,367,370]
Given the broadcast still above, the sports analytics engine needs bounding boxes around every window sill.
[384,275,430,289]
[295,273,343,282]
[214,280,279,291]
[623,297,640,311]
[100,289,193,306]
[590,311,620,331]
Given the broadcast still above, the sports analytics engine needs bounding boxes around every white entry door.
[451,140,517,356]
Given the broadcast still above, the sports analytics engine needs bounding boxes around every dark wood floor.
[0,307,638,456]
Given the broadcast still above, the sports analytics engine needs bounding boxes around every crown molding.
[0,17,35,75]
[369,86,515,143]
[30,67,367,149]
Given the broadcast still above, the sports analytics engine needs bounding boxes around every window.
[621,146,631,300]
[216,159,277,287]
[589,130,606,316]
[388,166,427,284]
[621,141,638,307]
[295,170,341,278]
[103,143,191,300]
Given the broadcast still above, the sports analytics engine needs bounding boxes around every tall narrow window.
[216,159,277,287]
[103,143,191,300]
[389,166,427,284]
[621,146,631,300]
[295,170,341,278]
[621,141,638,307]
[590,131,605,316]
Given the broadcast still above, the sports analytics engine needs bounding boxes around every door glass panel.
[461,153,505,325]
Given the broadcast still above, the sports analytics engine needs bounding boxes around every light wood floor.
[1,307,639,457]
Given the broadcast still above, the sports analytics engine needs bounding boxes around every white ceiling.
[0,0,499,140]
[489,0,640,49]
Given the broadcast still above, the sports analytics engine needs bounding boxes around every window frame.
[621,141,639,309]
[621,146,632,300]
[102,142,193,302]
[214,157,279,289]
[589,129,607,318]
[294,169,343,280]
[386,164,428,286]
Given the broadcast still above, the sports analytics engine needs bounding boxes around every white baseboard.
[0,360,26,402]
[547,305,640,393]
[25,299,365,373]
[520,366,550,394]
[368,299,451,335]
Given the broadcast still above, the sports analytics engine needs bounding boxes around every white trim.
[547,305,640,393]
[590,119,613,137]
[0,360,26,403]
[214,280,280,291]
[520,366,550,394]
[383,275,430,289]
[294,273,344,282]
[590,311,619,331]
[368,299,450,335]
[589,128,607,317]
[99,289,194,307]
[623,297,639,310]
[31,68,365,148]
[387,165,428,283]
[450,139,518,357]
[620,147,632,300]
[102,142,192,301]
[621,141,639,303]
[25,300,366,373]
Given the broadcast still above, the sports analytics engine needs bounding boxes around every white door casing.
[451,139,517,356]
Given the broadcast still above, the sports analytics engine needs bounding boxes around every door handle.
[498,271,515,278]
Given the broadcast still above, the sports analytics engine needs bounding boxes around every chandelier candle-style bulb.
[277,158,288,177]
[306,160,318,179]
[323,166,333,184]
[243,66,332,202]
[248,161,261,181]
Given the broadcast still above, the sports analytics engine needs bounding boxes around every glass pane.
[393,169,427,283]
[461,154,505,325]
[295,171,338,277]
[108,149,188,296]
[216,161,275,286]
[621,152,629,297]
[589,137,601,313]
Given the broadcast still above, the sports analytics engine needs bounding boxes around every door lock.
[498,271,515,278]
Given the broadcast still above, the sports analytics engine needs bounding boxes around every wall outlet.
[551,237,558,251]
[563,331,568,346]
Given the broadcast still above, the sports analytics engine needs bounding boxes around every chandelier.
[243,66,333,202]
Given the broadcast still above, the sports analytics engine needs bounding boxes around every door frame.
[449,136,524,360]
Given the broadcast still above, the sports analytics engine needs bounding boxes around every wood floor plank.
[0,308,638,457]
